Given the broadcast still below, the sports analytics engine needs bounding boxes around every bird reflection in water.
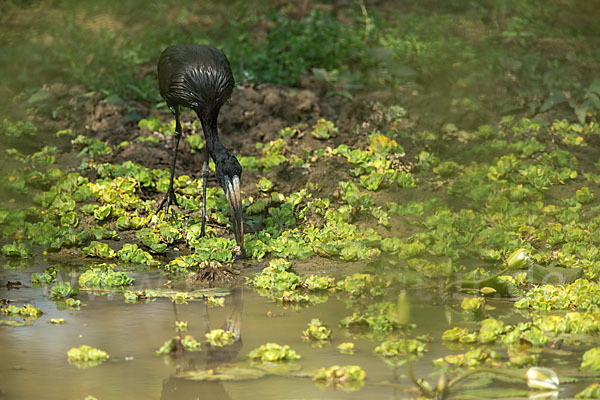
[160,285,244,400]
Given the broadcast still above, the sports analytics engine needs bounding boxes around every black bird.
[157,44,243,253]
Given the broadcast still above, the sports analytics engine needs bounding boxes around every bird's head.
[215,154,244,255]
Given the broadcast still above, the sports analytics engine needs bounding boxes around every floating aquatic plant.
[67,345,109,368]
[247,343,300,362]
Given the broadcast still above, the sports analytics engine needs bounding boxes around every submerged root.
[186,261,238,286]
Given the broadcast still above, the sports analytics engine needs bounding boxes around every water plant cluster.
[2,109,600,395]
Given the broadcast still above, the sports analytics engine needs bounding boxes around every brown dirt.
[78,82,419,201]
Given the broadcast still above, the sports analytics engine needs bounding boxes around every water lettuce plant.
[156,335,202,355]
[515,279,600,311]
[67,345,109,368]
[50,282,78,299]
[78,264,135,288]
[247,343,300,362]
[312,365,365,391]
[337,342,355,354]
[206,296,225,307]
[1,304,43,320]
[581,347,600,371]
[123,289,158,303]
[31,267,57,285]
[302,319,332,342]
[64,298,81,310]
[205,329,236,347]
[2,242,31,258]
[374,338,427,358]
[311,119,338,140]
[577,383,600,399]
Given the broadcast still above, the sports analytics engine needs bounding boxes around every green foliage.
[1,304,43,320]
[374,338,427,358]
[302,319,332,341]
[339,301,403,332]
[337,342,355,354]
[189,236,235,264]
[205,329,236,347]
[335,134,413,192]
[136,228,168,254]
[117,243,158,266]
[3,4,600,387]
[181,335,203,351]
[435,348,491,369]
[31,267,57,285]
[82,241,117,259]
[535,312,600,335]
[302,275,335,290]
[156,335,203,355]
[460,297,484,313]
[442,318,548,347]
[256,177,273,192]
[247,343,300,362]
[65,298,81,309]
[0,119,37,138]
[311,119,337,140]
[575,186,595,204]
[78,264,135,288]
[312,365,365,391]
[581,347,600,371]
[225,9,366,86]
[515,279,600,311]
[206,296,225,307]
[251,259,299,292]
[171,291,194,304]
[50,282,78,299]
[67,345,109,368]
[72,136,112,158]
[123,289,158,303]
[336,273,389,297]
[577,383,600,399]
[2,242,31,258]
[138,118,174,134]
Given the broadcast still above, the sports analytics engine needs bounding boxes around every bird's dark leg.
[156,107,182,219]
[200,146,209,237]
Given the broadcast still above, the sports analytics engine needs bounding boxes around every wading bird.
[157,44,243,254]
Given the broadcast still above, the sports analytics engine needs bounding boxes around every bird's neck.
[197,109,229,162]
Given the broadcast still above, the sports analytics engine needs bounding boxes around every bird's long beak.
[225,175,244,256]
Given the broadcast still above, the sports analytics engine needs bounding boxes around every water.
[2,260,591,399]
[1,262,424,400]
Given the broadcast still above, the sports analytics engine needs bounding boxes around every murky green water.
[1,262,423,399]
[2,261,589,399]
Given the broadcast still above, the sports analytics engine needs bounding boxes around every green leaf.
[27,89,50,104]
